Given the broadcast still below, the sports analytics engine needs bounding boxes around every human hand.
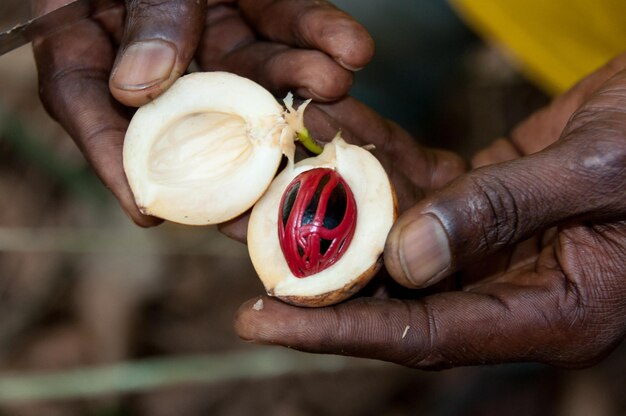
[234,54,626,369]
[31,0,374,225]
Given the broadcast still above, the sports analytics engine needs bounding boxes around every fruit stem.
[297,128,324,155]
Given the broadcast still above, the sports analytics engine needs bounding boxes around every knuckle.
[580,138,626,181]
[262,48,294,90]
[291,6,315,41]
[562,109,626,197]
[399,300,457,370]
[463,173,522,251]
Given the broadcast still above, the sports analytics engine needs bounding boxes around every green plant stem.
[297,127,324,155]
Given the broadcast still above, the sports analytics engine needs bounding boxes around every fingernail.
[337,58,364,72]
[111,40,176,91]
[295,87,332,102]
[398,215,451,287]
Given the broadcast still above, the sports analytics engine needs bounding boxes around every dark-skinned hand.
[31,0,374,226]
[234,53,626,369]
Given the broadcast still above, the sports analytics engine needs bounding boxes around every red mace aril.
[278,168,357,278]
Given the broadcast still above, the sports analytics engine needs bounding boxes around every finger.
[197,4,353,101]
[384,71,626,288]
[93,3,126,44]
[109,0,206,107]
[469,136,538,280]
[302,98,466,214]
[32,13,161,226]
[305,98,466,191]
[32,0,125,42]
[238,0,375,71]
[234,269,600,369]
[511,52,626,155]
[236,221,626,369]
[218,211,250,244]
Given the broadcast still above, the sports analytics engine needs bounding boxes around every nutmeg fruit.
[123,72,396,307]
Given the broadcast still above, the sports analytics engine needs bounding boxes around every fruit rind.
[275,256,384,307]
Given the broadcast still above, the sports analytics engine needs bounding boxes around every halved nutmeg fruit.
[248,136,396,307]
[124,72,300,225]
[124,72,397,307]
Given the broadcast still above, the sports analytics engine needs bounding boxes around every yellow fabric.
[450,0,626,95]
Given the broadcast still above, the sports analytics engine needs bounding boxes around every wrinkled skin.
[31,0,374,226]
[31,0,626,370]
[235,53,626,369]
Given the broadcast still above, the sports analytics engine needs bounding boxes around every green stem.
[297,127,324,155]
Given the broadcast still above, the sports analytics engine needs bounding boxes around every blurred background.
[0,0,624,415]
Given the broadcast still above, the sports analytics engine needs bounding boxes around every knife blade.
[0,0,122,56]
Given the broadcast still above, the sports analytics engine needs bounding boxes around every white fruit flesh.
[248,136,395,300]
[124,72,292,225]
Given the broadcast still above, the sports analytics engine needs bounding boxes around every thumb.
[385,60,626,289]
[384,93,626,288]
[109,0,206,107]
